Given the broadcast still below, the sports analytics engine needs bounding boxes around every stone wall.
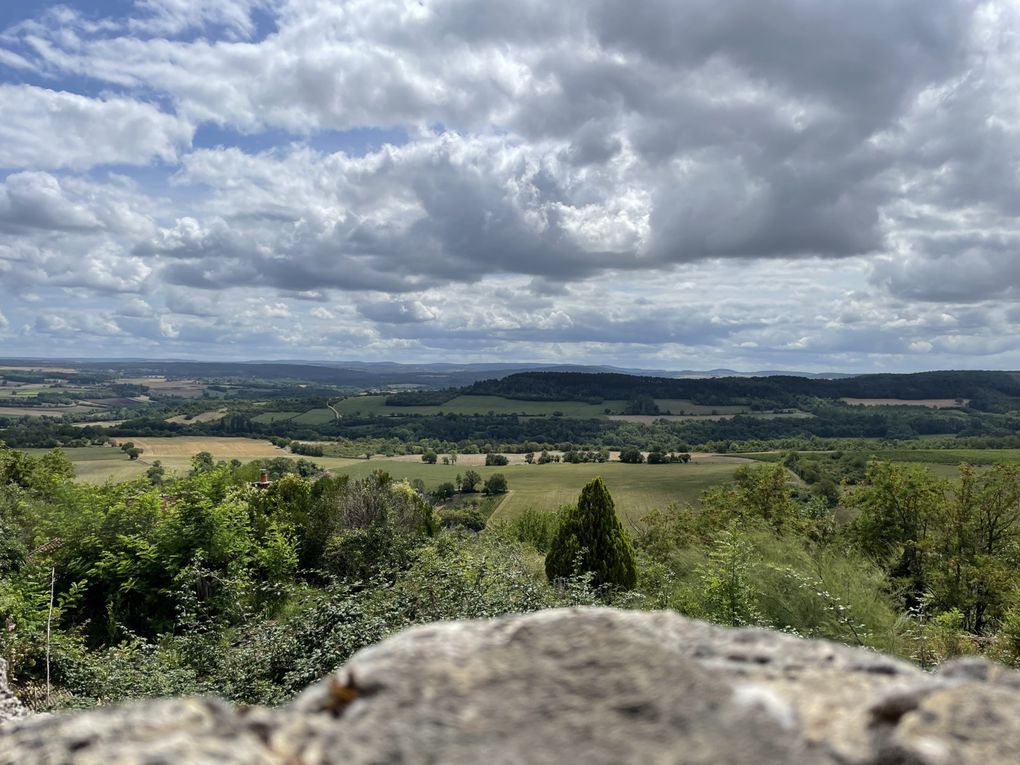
[3,608,1020,764]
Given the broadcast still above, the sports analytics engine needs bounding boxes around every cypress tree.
[545,476,637,589]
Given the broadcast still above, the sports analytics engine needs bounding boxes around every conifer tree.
[545,476,637,589]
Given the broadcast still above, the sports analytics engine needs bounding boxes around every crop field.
[22,445,147,483]
[166,409,228,424]
[251,395,795,424]
[869,449,1020,466]
[34,437,293,482]
[332,395,631,417]
[652,399,749,415]
[101,437,291,475]
[840,398,969,408]
[309,457,747,526]
[0,405,99,417]
[35,440,750,525]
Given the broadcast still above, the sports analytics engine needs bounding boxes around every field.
[652,399,748,415]
[41,442,750,526]
[868,449,1020,466]
[309,455,747,527]
[166,409,228,424]
[840,398,968,408]
[25,437,293,482]
[22,445,147,483]
[252,395,804,425]
[0,405,99,417]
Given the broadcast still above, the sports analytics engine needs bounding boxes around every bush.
[618,448,644,463]
[485,453,509,466]
[438,508,486,531]
[432,481,457,500]
[483,474,508,495]
[499,508,561,553]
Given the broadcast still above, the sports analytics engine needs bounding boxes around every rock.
[283,608,828,765]
[5,608,1020,764]
[0,698,277,765]
[0,659,28,728]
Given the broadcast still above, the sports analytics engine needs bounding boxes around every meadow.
[250,394,805,425]
[308,456,744,526]
[34,438,747,526]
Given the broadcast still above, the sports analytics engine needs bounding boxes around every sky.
[0,0,1018,372]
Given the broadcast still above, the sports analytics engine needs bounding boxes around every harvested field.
[111,436,288,460]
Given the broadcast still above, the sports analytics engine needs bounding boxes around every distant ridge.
[0,357,856,386]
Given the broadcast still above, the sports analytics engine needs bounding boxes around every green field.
[23,446,147,483]
[253,395,631,423]
[36,444,748,526]
[653,399,749,415]
[868,449,1020,466]
[251,395,801,424]
[310,457,743,527]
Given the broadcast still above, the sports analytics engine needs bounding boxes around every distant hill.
[0,358,853,389]
[454,370,1020,412]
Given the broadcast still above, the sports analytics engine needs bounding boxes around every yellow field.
[103,437,289,475]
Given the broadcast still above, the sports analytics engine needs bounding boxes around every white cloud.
[1,0,1020,369]
[0,85,192,170]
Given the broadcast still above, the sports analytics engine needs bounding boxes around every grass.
[38,439,744,525]
[329,395,630,418]
[310,457,742,527]
[251,410,306,424]
[0,405,100,417]
[23,446,147,483]
[31,437,293,483]
[255,395,806,423]
[862,449,1020,466]
[653,399,749,415]
[840,398,969,408]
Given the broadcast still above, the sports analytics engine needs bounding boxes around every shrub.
[483,474,508,495]
[618,448,644,463]
[485,453,509,466]
[438,508,486,532]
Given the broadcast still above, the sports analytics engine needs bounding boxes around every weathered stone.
[0,697,278,765]
[0,659,28,729]
[5,608,1020,765]
[284,608,830,765]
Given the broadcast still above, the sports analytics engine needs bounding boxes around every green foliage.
[483,473,508,495]
[845,461,946,607]
[9,434,1020,710]
[545,477,637,589]
[497,507,562,553]
[698,462,802,536]
[618,447,644,463]
[697,526,762,627]
[438,507,486,531]
[459,469,481,493]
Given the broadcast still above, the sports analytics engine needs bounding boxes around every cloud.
[0,85,193,170]
[2,0,1020,369]
[357,299,438,324]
